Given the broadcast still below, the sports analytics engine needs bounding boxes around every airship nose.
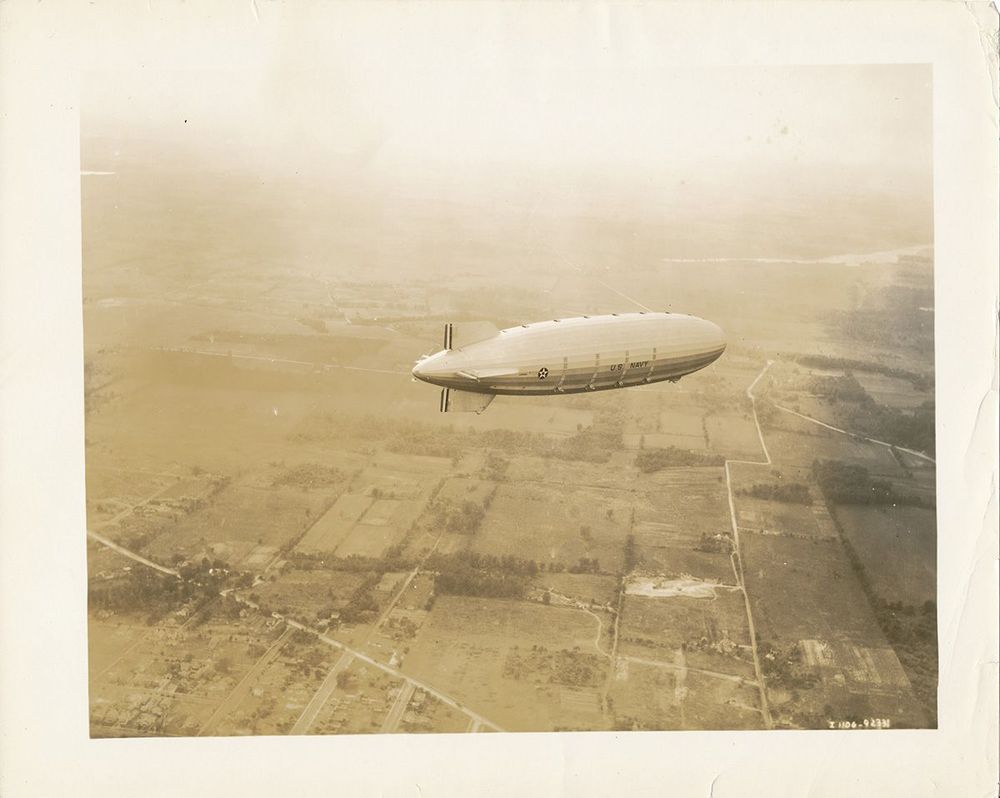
[704,319,727,351]
[412,351,448,384]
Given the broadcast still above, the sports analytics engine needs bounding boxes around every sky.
[84,55,932,199]
[80,6,933,262]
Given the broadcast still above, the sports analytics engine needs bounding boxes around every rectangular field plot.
[799,639,911,689]
[629,528,735,583]
[504,455,645,493]
[834,505,936,606]
[251,569,368,620]
[296,494,373,554]
[734,496,824,538]
[335,523,404,558]
[617,592,756,679]
[470,484,633,572]
[658,407,707,435]
[531,573,620,607]
[741,533,888,647]
[632,468,730,545]
[645,405,708,451]
[335,498,424,558]
[705,412,765,458]
[401,596,612,732]
[143,481,332,564]
[459,403,594,437]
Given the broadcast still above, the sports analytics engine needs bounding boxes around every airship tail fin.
[440,387,495,414]
[443,321,500,351]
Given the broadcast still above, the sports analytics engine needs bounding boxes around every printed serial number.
[827,718,892,730]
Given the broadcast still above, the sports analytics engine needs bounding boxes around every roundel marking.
[537,367,549,380]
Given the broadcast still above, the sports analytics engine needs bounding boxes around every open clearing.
[401,596,611,732]
[296,494,373,554]
[742,533,888,646]
[143,480,332,563]
[472,483,632,572]
[834,505,936,606]
[617,592,756,678]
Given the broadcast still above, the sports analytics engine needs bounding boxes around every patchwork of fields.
[83,173,937,735]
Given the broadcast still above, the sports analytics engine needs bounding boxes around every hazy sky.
[85,53,931,198]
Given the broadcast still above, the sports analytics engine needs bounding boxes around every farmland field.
[834,505,936,606]
[472,483,633,572]
[741,533,889,646]
[143,479,333,563]
[617,592,756,678]
[82,96,937,738]
[296,494,373,554]
[401,596,612,731]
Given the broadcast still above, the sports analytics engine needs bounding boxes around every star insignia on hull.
[537,367,549,379]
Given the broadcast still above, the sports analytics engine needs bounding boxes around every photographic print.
[82,59,936,736]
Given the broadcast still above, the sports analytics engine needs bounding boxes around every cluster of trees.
[809,373,871,403]
[834,516,938,723]
[740,482,811,504]
[88,557,225,623]
[623,534,638,572]
[427,497,487,535]
[874,597,937,719]
[760,643,819,690]
[428,550,538,599]
[339,574,380,623]
[857,403,935,457]
[695,533,732,554]
[813,460,893,504]
[270,463,343,490]
[286,548,413,573]
[482,452,510,482]
[801,366,935,455]
[634,446,725,473]
[546,425,621,464]
[813,460,932,508]
[791,353,932,392]
[568,557,601,574]
[503,645,604,687]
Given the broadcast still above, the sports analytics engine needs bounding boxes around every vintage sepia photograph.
[80,60,939,736]
[4,1,999,795]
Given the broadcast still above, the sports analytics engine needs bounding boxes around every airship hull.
[413,312,726,400]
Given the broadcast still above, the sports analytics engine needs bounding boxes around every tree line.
[634,446,725,473]
[812,460,933,508]
[739,482,811,504]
